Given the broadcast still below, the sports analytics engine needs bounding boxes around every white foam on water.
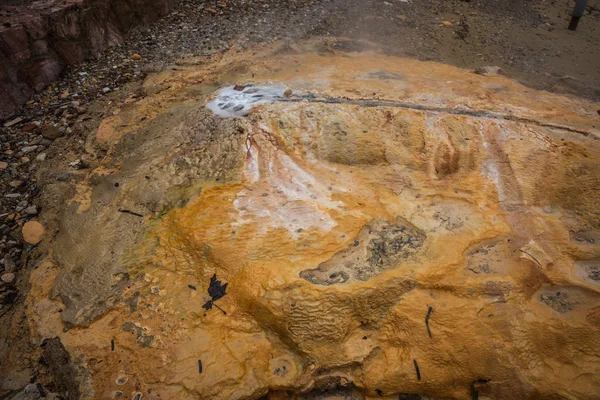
[206,85,289,117]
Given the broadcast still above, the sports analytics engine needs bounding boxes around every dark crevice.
[281,96,597,138]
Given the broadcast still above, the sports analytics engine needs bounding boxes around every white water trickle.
[206,85,290,117]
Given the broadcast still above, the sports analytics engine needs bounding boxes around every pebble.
[36,153,47,162]
[21,123,38,132]
[0,161,8,169]
[41,125,61,140]
[20,146,39,154]
[1,273,15,283]
[22,221,45,245]
[24,205,38,215]
[55,173,72,182]
[102,87,111,93]
[69,159,86,169]
[4,117,23,127]
[3,254,16,273]
[474,66,503,76]
[131,53,143,61]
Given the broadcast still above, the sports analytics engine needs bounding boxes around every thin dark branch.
[118,208,144,217]
[425,306,434,339]
[519,249,542,266]
[413,359,421,381]
[212,302,227,315]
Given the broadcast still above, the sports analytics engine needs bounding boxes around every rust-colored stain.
[25,42,600,399]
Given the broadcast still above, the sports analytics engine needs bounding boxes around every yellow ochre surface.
[26,42,600,399]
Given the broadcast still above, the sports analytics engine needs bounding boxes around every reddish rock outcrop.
[0,0,179,120]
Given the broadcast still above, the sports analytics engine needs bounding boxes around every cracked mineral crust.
[24,42,600,399]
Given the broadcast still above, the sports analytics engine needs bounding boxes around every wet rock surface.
[0,45,597,399]
[0,0,599,399]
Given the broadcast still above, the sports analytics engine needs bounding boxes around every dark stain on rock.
[300,217,426,285]
[541,291,577,313]
[122,322,154,348]
[125,292,140,312]
[362,71,405,80]
[40,337,81,400]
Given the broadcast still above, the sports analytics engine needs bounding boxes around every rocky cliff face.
[0,0,178,119]
[10,42,600,399]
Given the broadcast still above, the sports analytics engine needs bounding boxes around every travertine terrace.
[15,41,600,399]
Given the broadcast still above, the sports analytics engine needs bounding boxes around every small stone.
[441,21,453,27]
[71,101,81,108]
[76,106,87,114]
[131,53,142,61]
[102,87,111,94]
[233,84,246,91]
[55,173,72,182]
[69,159,88,169]
[59,92,70,99]
[24,205,38,215]
[396,15,408,19]
[284,88,293,97]
[4,117,23,127]
[21,123,38,132]
[9,180,22,188]
[20,146,38,154]
[22,221,45,245]
[36,153,47,162]
[41,125,61,140]
[1,273,15,283]
[205,7,217,13]
[3,255,16,273]
[0,161,7,169]
[474,66,503,77]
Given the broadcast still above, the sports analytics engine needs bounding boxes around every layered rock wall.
[0,0,178,119]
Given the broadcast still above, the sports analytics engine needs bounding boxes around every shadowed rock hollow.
[23,41,600,399]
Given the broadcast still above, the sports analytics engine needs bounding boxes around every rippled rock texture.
[24,42,600,399]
